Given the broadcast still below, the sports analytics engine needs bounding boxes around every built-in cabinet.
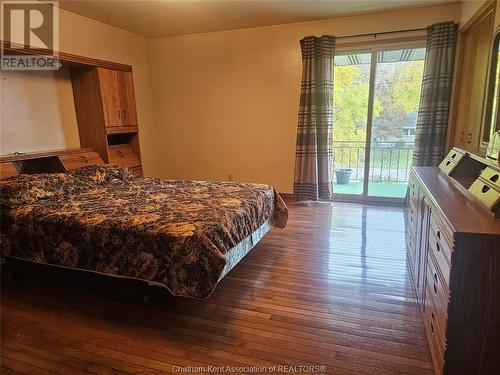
[407,151,500,375]
[449,0,496,155]
[0,41,143,177]
[71,66,142,176]
[98,68,138,130]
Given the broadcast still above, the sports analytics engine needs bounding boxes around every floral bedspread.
[0,166,288,298]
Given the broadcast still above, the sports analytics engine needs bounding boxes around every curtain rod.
[335,27,427,40]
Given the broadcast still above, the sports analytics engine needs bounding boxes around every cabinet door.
[117,71,138,126]
[452,6,494,153]
[98,68,122,127]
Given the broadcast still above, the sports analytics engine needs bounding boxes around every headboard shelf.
[0,148,105,179]
[0,148,95,162]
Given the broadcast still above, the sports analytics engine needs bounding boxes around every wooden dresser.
[407,150,500,375]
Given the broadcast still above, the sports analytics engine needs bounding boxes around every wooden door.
[117,71,138,126]
[98,68,122,127]
[451,1,495,153]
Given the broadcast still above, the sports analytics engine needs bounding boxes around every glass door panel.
[367,47,426,199]
[332,51,371,196]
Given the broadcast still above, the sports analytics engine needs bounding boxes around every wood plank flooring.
[0,201,434,375]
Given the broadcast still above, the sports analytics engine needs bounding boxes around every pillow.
[69,164,133,184]
[0,173,77,207]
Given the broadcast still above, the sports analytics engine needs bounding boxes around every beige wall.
[2,3,464,191]
[0,6,157,176]
[150,4,460,193]
[1,68,80,153]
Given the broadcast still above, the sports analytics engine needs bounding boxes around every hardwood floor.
[0,202,434,375]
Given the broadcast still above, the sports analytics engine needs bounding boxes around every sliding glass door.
[332,44,426,202]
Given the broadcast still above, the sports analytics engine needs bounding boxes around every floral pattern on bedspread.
[0,170,288,298]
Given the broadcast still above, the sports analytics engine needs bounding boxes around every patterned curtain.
[413,22,458,166]
[293,35,335,201]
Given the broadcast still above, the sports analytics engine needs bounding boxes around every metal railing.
[332,140,414,183]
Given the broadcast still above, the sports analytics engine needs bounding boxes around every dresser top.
[413,166,500,236]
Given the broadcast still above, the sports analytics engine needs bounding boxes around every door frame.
[331,40,427,204]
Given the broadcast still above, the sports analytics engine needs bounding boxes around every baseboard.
[278,192,297,203]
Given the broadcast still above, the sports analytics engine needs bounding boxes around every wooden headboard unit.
[0,148,105,180]
[1,41,144,179]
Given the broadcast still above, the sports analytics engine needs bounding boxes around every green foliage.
[394,61,425,112]
[332,58,424,169]
[333,65,369,143]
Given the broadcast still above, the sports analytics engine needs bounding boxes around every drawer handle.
[436,242,440,252]
[490,174,499,183]
[446,160,451,166]
[451,153,456,159]
[116,150,124,158]
[482,185,490,193]
[436,230,441,240]
[430,320,435,335]
[78,156,88,164]
[433,273,438,294]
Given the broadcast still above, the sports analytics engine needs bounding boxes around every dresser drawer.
[59,151,104,171]
[424,287,445,375]
[408,202,418,231]
[409,178,419,204]
[427,253,450,326]
[108,144,141,168]
[428,229,451,285]
[429,212,454,257]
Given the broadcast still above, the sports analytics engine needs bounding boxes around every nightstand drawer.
[59,151,104,171]
[108,144,140,168]
[129,166,143,178]
[0,162,19,179]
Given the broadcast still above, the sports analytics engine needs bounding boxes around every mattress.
[0,166,288,298]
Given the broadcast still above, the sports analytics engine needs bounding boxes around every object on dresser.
[486,130,500,161]
[438,147,500,217]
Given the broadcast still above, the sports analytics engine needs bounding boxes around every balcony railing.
[333,140,414,183]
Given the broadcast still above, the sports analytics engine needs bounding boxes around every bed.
[0,165,288,298]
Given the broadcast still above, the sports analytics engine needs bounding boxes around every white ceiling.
[58,0,457,38]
